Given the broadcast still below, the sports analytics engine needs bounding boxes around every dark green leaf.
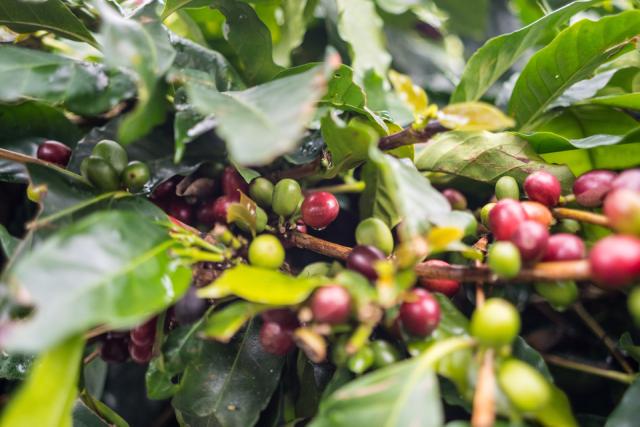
[162,0,211,19]
[512,337,553,382]
[605,379,640,427]
[586,93,640,110]
[533,106,639,139]
[72,400,111,427]
[433,293,469,336]
[548,69,616,110]
[320,113,378,178]
[0,352,33,381]
[273,0,310,67]
[618,333,640,364]
[433,0,488,41]
[0,224,19,259]
[0,0,96,46]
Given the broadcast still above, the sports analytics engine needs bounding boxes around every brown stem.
[0,148,49,166]
[552,207,611,228]
[378,120,449,151]
[288,231,351,260]
[543,354,635,384]
[83,349,100,364]
[471,349,496,427]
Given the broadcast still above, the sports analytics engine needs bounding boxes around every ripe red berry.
[521,201,553,228]
[489,199,528,241]
[542,234,585,262]
[151,177,180,201]
[167,198,194,225]
[399,288,441,337]
[442,188,467,210]
[510,220,549,262]
[612,169,640,192]
[128,341,153,364]
[212,195,234,224]
[259,321,296,355]
[261,309,299,327]
[418,260,460,297]
[100,335,129,363]
[310,285,351,324]
[589,235,640,288]
[524,171,561,207]
[301,192,340,230]
[36,140,72,167]
[196,199,216,227]
[573,170,616,207]
[130,318,156,347]
[603,189,640,236]
[222,166,249,200]
[346,245,386,280]
[295,220,308,234]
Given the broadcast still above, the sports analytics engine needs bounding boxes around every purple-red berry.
[418,260,460,297]
[524,171,561,207]
[130,318,156,347]
[151,177,179,201]
[310,285,351,324]
[612,169,640,192]
[589,235,640,288]
[489,199,528,241]
[259,321,296,356]
[399,288,441,337]
[573,170,616,207]
[301,192,340,230]
[603,189,640,236]
[100,335,129,363]
[174,287,208,325]
[222,166,249,201]
[346,245,386,280]
[510,220,549,262]
[167,198,194,225]
[542,234,585,262]
[212,195,234,224]
[36,140,72,167]
[128,341,153,364]
[442,188,467,210]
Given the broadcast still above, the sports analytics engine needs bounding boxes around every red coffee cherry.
[36,140,72,167]
[100,335,129,363]
[259,321,296,356]
[524,171,561,207]
[130,318,156,347]
[603,189,640,236]
[612,169,640,192]
[542,234,585,261]
[212,195,234,224]
[310,285,351,324]
[589,235,640,288]
[346,245,386,280]
[167,198,194,225]
[301,192,340,230]
[222,166,249,200]
[489,199,528,241]
[128,341,153,364]
[399,288,441,337]
[442,188,467,210]
[418,260,460,297]
[573,170,616,207]
[151,177,180,201]
[510,220,549,262]
[521,201,553,228]
[196,199,216,227]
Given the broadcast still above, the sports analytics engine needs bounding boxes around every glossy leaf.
[533,105,638,139]
[273,0,309,67]
[200,301,268,342]
[161,0,211,19]
[0,352,32,381]
[197,264,325,305]
[512,337,552,381]
[415,131,575,191]
[547,69,617,110]
[0,335,84,427]
[0,0,96,46]
[0,224,19,259]
[451,0,596,102]
[1,211,191,352]
[172,319,285,426]
[439,102,515,131]
[586,93,640,110]
[509,11,640,129]
[605,378,640,427]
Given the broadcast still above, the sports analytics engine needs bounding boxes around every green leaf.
[415,131,575,191]
[172,319,285,426]
[605,378,640,427]
[533,105,638,139]
[440,102,515,131]
[433,293,469,336]
[0,224,19,259]
[273,0,309,67]
[161,0,211,19]
[197,264,325,304]
[0,46,135,116]
[0,335,85,427]
[512,337,552,382]
[1,211,191,353]
[451,0,596,102]
[0,0,96,46]
[0,352,33,381]
[186,63,333,166]
[585,93,640,110]
[509,10,640,129]
[336,0,391,78]
[433,0,488,41]
[201,301,269,342]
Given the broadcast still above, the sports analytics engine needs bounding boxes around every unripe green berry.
[534,281,578,311]
[495,176,520,200]
[248,234,285,269]
[488,241,521,279]
[122,161,150,192]
[370,340,401,368]
[470,298,520,347]
[249,177,274,209]
[84,156,120,192]
[272,179,303,218]
[628,287,640,326]
[347,346,374,374]
[92,139,128,175]
[355,218,394,255]
[498,359,551,412]
[480,203,496,228]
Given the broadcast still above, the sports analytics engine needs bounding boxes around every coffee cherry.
[261,309,299,327]
[272,179,303,218]
[399,288,441,337]
[489,199,528,241]
[521,201,553,228]
[442,188,467,210]
[498,359,551,412]
[534,281,578,310]
[128,341,153,364]
[488,241,521,278]
[589,235,640,288]
[222,166,249,200]
[347,346,374,374]
[122,161,150,193]
[84,156,120,192]
[92,139,128,175]
[612,168,640,192]
[301,191,340,230]
[100,335,129,363]
[26,184,46,203]
[151,177,179,201]
[36,140,72,167]
[418,260,460,297]
[627,287,640,326]
[524,171,561,207]
[130,318,156,346]
[167,198,194,225]
[470,298,520,347]
[248,234,285,269]
[573,170,616,207]
[542,234,585,261]
[495,176,520,200]
[370,340,401,368]
[480,202,496,228]
[510,220,549,262]
[195,200,216,227]
[310,285,351,324]
[555,219,580,234]
[259,320,296,355]
[604,189,640,236]
[211,195,234,224]
[355,218,394,255]
[249,177,274,208]
[346,245,386,280]
[174,287,208,325]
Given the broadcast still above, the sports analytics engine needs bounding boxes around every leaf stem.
[312,181,366,194]
[471,349,496,427]
[543,354,636,384]
[552,207,611,228]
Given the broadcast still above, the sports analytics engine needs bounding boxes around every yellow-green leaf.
[439,102,515,131]
[427,227,464,251]
[388,70,436,121]
[200,301,269,342]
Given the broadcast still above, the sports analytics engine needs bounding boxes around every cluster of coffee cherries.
[80,140,150,193]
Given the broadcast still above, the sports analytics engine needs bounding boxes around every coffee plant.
[0,0,639,426]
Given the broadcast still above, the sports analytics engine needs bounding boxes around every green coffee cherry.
[534,281,578,311]
[331,335,349,365]
[470,298,520,347]
[370,340,401,368]
[498,359,551,412]
[488,241,521,279]
[347,346,375,374]
[92,139,128,175]
[495,176,520,200]
[84,156,120,192]
[26,184,46,203]
[480,203,496,228]
[248,234,285,269]
[235,206,268,234]
[355,218,394,255]
[249,177,274,209]
[272,178,303,218]
[556,219,581,234]
[122,161,150,192]
[628,287,640,326]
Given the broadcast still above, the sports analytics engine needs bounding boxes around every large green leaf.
[0,0,96,46]
[509,10,640,129]
[320,113,378,178]
[0,335,85,427]
[0,46,135,116]
[0,224,20,259]
[161,0,211,19]
[186,63,333,166]
[172,319,285,427]
[586,93,640,110]
[451,0,596,103]
[605,379,640,427]
[533,105,638,139]
[200,301,269,342]
[433,0,489,41]
[414,131,575,191]
[1,211,191,353]
[273,0,310,67]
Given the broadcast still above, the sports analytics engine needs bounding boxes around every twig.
[552,207,611,228]
[0,148,48,166]
[311,181,365,194]
[85,324,111,340]
[471,349,495,427]
[573,303,634,374]
[543,354,635,384]
[378,121,449,151]
[83,349,100,365]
